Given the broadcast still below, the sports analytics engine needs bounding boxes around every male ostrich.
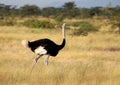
[21,23,66,68]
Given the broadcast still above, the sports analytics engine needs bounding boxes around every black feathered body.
[28,38,65,56]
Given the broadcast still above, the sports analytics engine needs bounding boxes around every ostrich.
[21,23,66,69]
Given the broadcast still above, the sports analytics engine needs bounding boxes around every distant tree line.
[0,2,120,35]
[0,2,120,19]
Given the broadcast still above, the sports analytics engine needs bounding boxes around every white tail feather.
[21,39,29,48]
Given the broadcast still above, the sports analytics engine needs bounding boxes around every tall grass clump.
[72,21,99,36]
[22,19,54,28]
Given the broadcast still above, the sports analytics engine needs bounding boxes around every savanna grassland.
[0,18,120,85]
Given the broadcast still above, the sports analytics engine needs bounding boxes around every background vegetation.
[0,2,120,18]
[0,2,120,35]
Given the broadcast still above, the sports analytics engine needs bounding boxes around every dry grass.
[0,25,120,85]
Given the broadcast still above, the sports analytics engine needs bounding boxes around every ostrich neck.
[58,39,66,50]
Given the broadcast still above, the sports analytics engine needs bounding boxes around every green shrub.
[23,19,54,28]
[110,20,120,33]
[73,21,99,36]
[71,21,81,27]
[0,19,15,26]
[55,14,64,22]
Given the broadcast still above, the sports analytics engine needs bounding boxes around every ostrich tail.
[21,39,30,48]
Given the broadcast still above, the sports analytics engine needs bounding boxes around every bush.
[55,14,64,22]
[0,19,15,26]
[110,20,120,33]
[73,21,99,36]
[71,21,81,27]
[23,19,54,28]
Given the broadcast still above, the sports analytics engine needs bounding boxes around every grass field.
[0,25,120,85]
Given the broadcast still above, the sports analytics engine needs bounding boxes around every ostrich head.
[21,39,30,48]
